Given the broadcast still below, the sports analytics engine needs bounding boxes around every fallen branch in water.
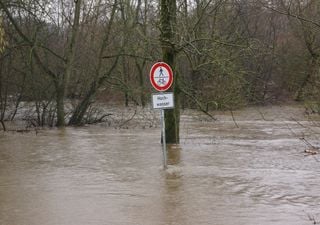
[304,148,319,155]
[230,110,239,128]
[299,138,320,163]
[0,120,6,131]
[307,213,319,224]
[300,137,317,149]
[290,117,320,135]
[285,121,320,160]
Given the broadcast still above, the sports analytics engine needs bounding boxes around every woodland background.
[1,0,320,129]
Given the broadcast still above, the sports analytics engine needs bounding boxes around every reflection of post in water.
[57,127,67,138]
[167,144,181,166]
[165,145,182,179]
[161,145,185,225]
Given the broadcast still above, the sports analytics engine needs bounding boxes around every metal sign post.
[160,109,167,169]
[150,62,174,170]
[152,92,174,169]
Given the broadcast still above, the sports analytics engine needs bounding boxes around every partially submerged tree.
[160,0,180,144]
[0,16,7,130]
[0,0,82,127]
[68,0,120,125]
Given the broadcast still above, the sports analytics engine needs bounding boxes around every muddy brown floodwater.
[1,105,320,225]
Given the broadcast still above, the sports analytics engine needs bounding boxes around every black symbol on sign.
[154,67,169,86]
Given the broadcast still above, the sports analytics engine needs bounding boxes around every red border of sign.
[149,62,173,92]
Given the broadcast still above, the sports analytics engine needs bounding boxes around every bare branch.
[102,53,153,61]
[260,1,320,28]
[179,86,217,120]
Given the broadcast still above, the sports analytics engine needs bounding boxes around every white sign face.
[152,92,174,109]
[150,62,173,92]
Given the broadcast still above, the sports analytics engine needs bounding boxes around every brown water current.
[1,105,320,225]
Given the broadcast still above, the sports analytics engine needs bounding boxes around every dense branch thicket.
[0,0,320,127]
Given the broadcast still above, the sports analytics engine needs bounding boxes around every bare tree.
[0,0,82,127]
[261,0,320,101]
[68,0,120,125]
[0,17,5,130]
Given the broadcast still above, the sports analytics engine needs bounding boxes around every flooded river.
[1,105,320,225]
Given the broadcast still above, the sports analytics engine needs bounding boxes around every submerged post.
[160,109,167,169]
[150,62,174,170]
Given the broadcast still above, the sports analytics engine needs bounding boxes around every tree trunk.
[136,62,146,107]
[122,58,129,107]
[68,55,120,125]
[295,57,319,101]
[68,81,97,125]
[160,0,179,144]
[56,0,82,127]
[68,1,118,126]
[0,59,7,131]
[55,78,66,127]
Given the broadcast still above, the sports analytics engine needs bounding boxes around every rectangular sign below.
[152,92,174,109]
